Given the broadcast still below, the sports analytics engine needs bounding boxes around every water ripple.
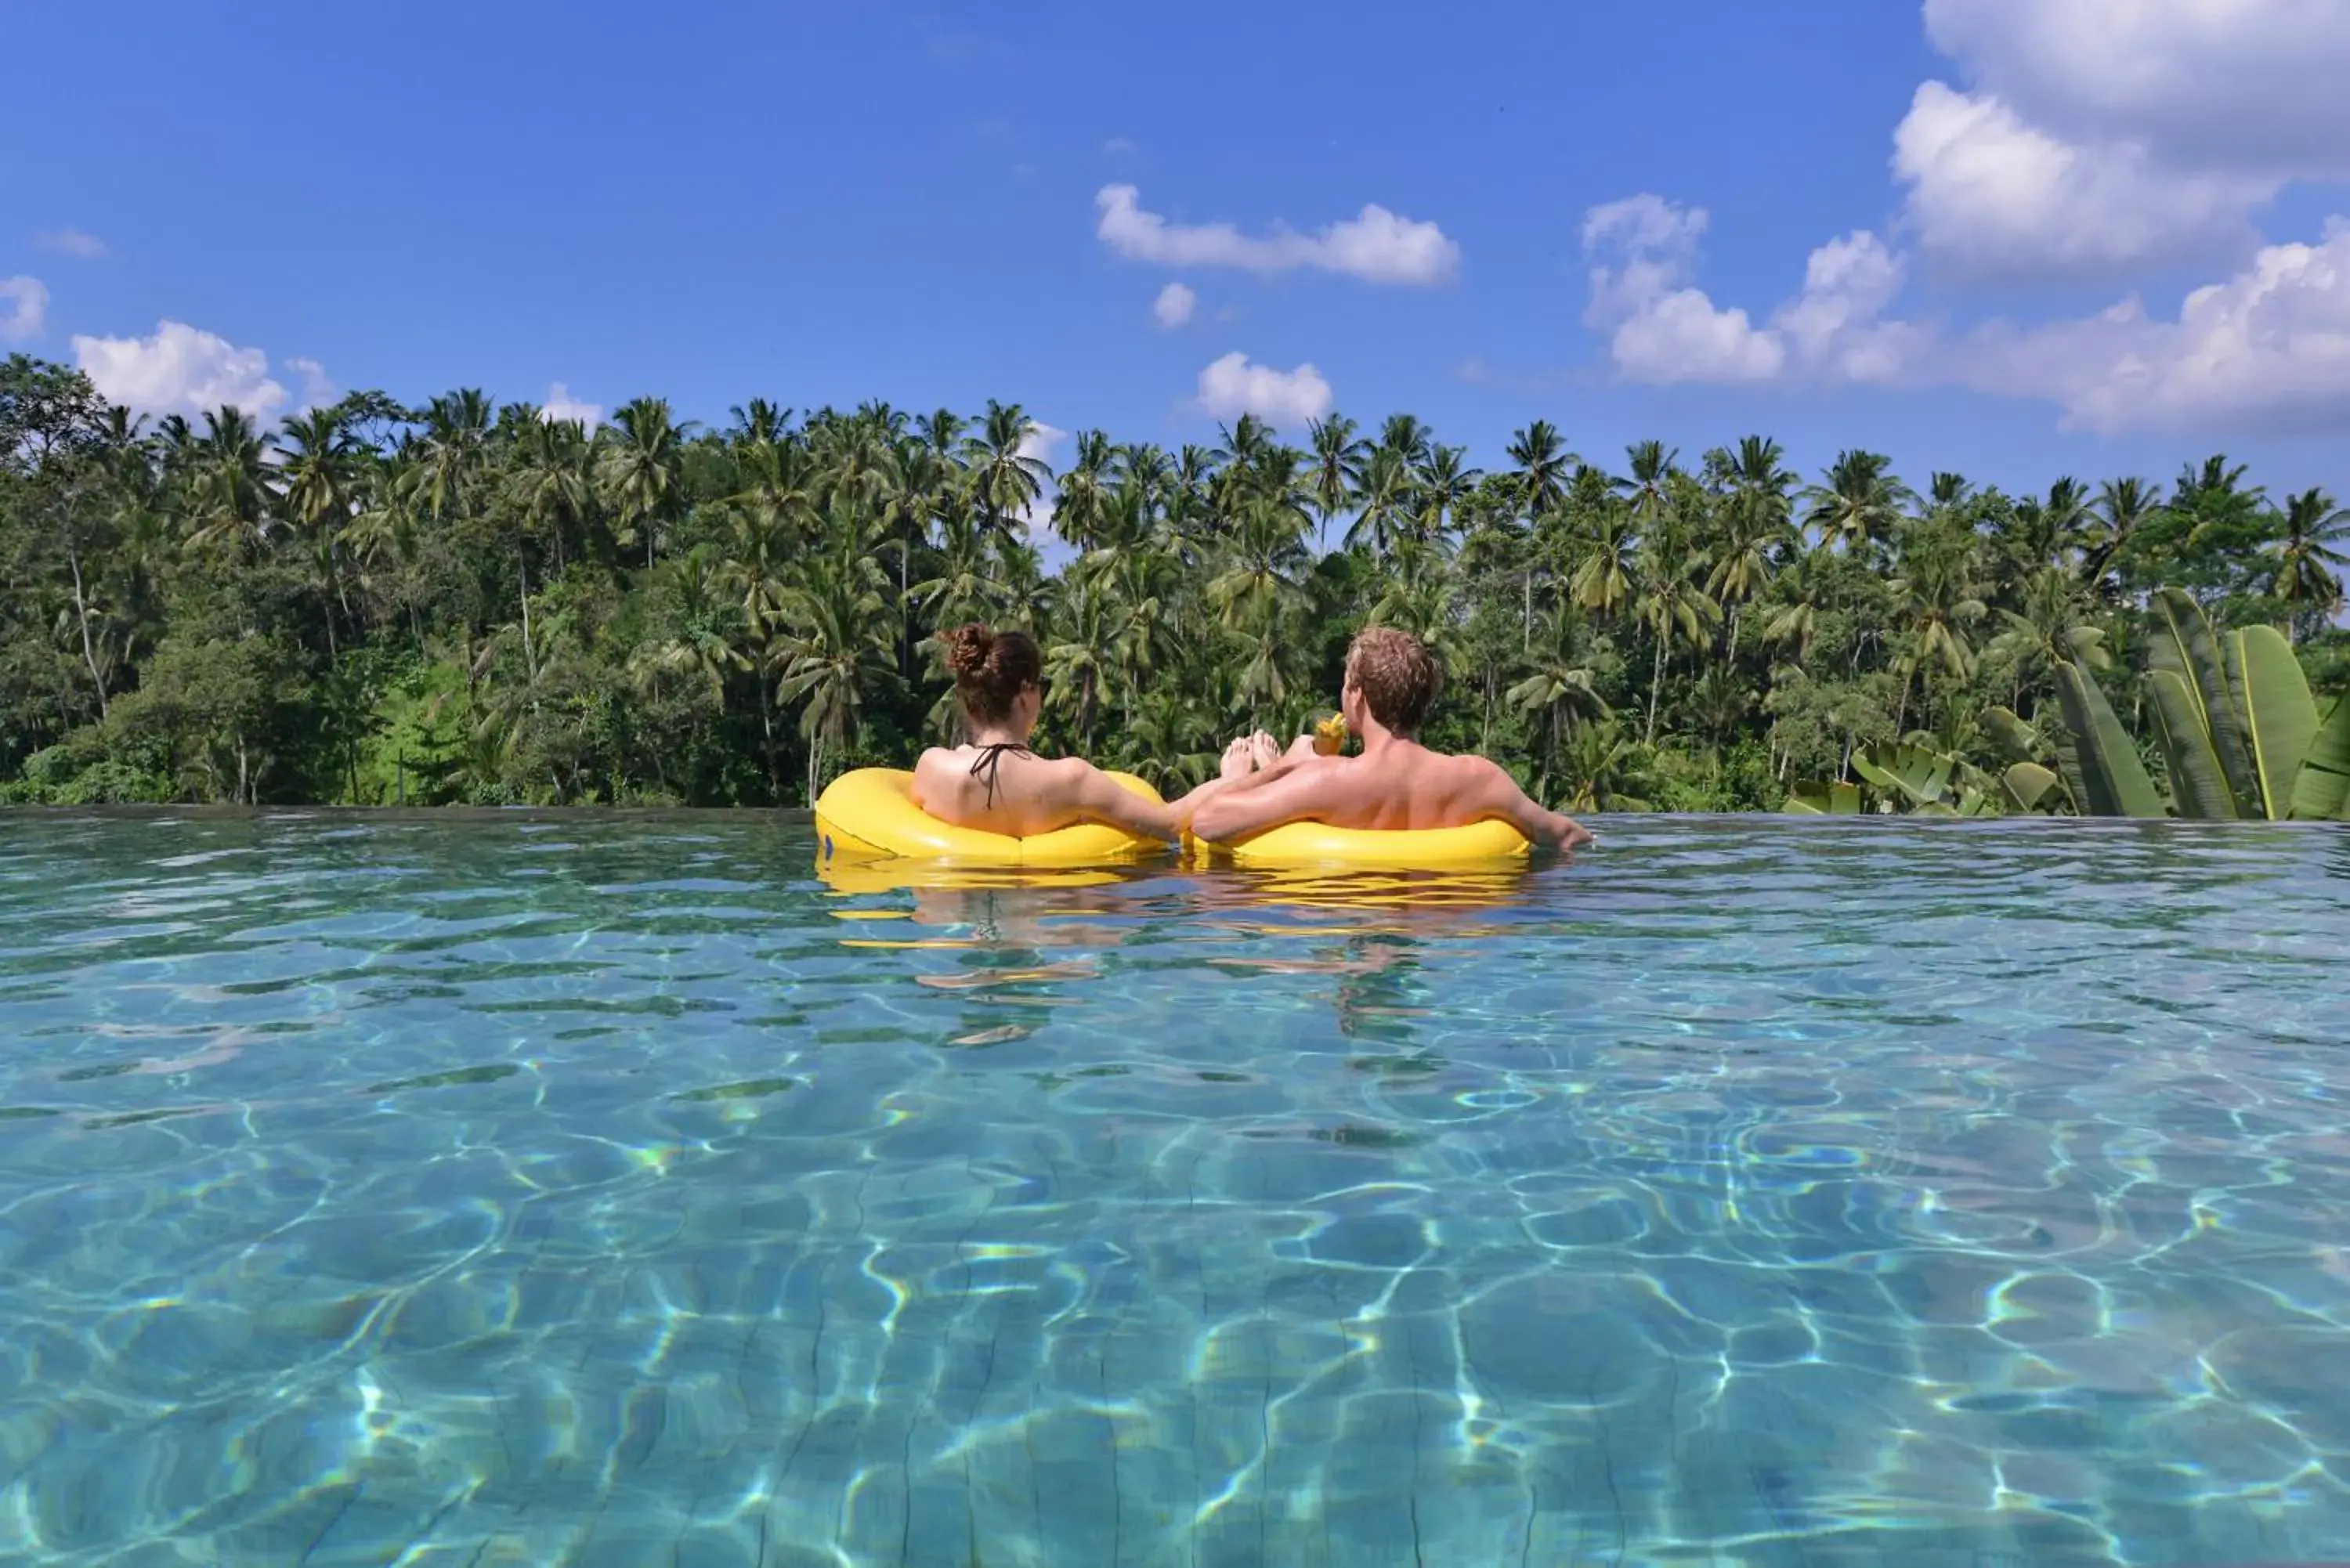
[0,810,2348,1563]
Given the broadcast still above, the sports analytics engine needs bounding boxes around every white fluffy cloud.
[1152,281,1196,329]
[1195,352,1332,427]
[540,381,603,429]
[1583,189,2350,433]
[1922,0,2350,176]
[1966,221,2350,432]
[285,356,334,410]
[1894,1,2350,275]
[1097,185,1460,286]
[0,276,47,341]
[72,320,290,420]
[1582,199,1917,385]
[1893,81,2272,275]
[34,229,108,259]
[1569,1,2350,432]
[1581,195,1710,330]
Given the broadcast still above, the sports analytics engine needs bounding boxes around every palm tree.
[1306,414,1368,547]
[182,407,277,556]
[2083,476,2160,598]
[599,396,693,569]
[1376,413,1434,468]
[1614,440,1678,529]
[512,415,597,574]
[728,398,791,448]
[1051,429,1118,554]
[1556,719,1651,812]
[1632,532,1720,742]
[1044,583,1119,751]
[1571,504,1636,623]
[1761,589,1820,665]
[1505,420,1578,521]
[2272,487,2350,639]
[1213,414,1279,478]
[1345,446,1415,560]
[913,511,1016,628]
[714,501,798,790]
[1366,533,1459,641]
[1506,605,1608,785]
[1412,445,1481,544]
[1706,439,1795,659]
[1802,450,1912,556]
[1105,540,1181,724]
[2167,455,2273,590]
[273,406,363,652]
[630,544,751,704]
[1988,568,2108,710]
[1889,542,1987,730]
[962,399,1051,544]
[775,553,898,801]
[413,388,493,526]
[1207,497,1310,634]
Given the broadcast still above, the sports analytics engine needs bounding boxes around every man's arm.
[1188,758,1350,843]
[1470,760,1594,850]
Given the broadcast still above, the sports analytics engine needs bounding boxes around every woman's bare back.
[912,745,1173,840]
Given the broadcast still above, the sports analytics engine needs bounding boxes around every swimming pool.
[2,811,2347,1566]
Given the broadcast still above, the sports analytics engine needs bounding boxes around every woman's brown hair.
[937,623,1042,725]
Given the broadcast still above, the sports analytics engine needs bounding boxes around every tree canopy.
[0,352,2339,811]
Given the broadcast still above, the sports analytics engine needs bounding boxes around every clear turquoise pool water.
[3,812,2349,1566]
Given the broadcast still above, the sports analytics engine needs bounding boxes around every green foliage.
[2055,661,2165,818]
[2041,600,2350,823]
[0,355,2341,815]
[1786,741,2001,817]
[2234,624,2321,818]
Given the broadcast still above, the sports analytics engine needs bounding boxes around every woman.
[911,623,1260,840]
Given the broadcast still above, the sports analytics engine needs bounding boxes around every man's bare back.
[1188,625,1592,851]
[1264,742,1510,831]
[1188,732,1593,849]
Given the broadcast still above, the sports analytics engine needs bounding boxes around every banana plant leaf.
[1952,786,2005,818]
[1783,780,1863,815]
[2049,723,2091,816]
[2055,661,2164,818]
[2147,669,2240,820]
[2288,695,2350,821]
[2151,587,2260,816]
[2001,761,2063,812]
[2232,625,2320,819]
[1979,706,2045,765]
[1850,743,1955,808]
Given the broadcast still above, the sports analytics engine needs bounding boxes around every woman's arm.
[1065,762,1181,841]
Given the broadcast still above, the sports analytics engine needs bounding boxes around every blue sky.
[6,0,2349,502]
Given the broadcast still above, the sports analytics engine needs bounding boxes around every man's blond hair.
[1345,627,1442,735]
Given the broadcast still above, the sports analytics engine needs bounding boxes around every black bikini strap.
[967,742,1031,807]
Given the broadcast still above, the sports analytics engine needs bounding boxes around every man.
[1190,627,1596,850]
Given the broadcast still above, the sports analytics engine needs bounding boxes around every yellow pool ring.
[814,768,1170,868]
[1185,817,1531,869]
[816,861,1122,896]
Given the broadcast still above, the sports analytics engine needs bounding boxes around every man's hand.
[1552,813,1596,851]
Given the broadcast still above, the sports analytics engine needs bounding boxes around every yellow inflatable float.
[1184,817,1531,869]
[814,768,1171,869]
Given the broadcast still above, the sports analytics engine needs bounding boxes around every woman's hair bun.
[938,623,993,679]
